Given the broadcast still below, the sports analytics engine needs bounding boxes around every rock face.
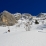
[0,10,17,26]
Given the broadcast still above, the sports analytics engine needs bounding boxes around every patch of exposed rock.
[0,10,17,26]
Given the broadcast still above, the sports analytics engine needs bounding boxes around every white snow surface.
[0,19,46,46]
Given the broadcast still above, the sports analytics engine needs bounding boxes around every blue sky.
[0,0,46,15]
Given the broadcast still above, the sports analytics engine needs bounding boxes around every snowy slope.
[0,30,46,46]
[0,18,46,46]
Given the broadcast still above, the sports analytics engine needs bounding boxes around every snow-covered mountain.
[37,13,46,20]
[13,13,33,21]
[0,17,46,46]
[0,11,46,46]
[22,13,32,19]
[14,13,21,17]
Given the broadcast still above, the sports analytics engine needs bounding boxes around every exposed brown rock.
[0,10,17,26]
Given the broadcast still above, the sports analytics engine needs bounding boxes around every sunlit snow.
[0,16,46,46]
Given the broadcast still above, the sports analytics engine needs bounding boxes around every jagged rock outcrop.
[0,10,17,26]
